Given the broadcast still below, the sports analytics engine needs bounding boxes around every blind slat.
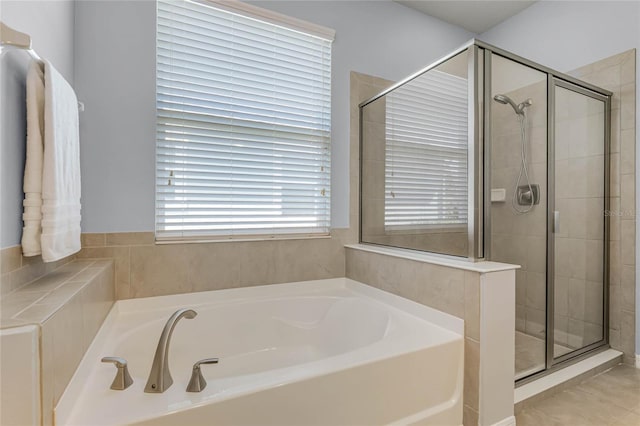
[383,69,468,228]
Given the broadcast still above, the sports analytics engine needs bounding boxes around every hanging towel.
[39,60,81,262]
[21,61,45,257]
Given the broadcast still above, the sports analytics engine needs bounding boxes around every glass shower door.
[489,53,548,380]
[550,79,609,362]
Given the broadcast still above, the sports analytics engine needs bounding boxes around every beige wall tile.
[345,248,465,319]
[585,239,604,282]
[0,245,22,274]
[0,291,49,321]
[620,129,635,175]
[526,236,546,274]
[609,284,621,331]
[609,327,621,350]
[130,244,190,298]
[619,50,635,86]
[554,276,569,316]
[568,239,587,280]
[76,246,130,300]
[464,337,480,411]
[419,265,465,319]
[80,233,106,248]
[1,252,76,299]
[620,173,635,215]
[19,270,77,293]
[463,405,479,426]
[583,65,621,92]
[37,262,114,424]
[80,266,115,350]
[620,310,635,363]
[621,220,635,266]
[0,264,43,297]
[464,272,481,341]
[525,307,545,339]
[620,83,635,130]
[610,152,621,197]
[611,106,622,154]
[14,303,60,323]
[36,281,86,306]
[105,232,154,246]
[621,265,635,313]
[516,270,526,306]
[585,198,605,240]
[610,240,621,286]
[48,295,85,402]
[609,197,621,241]
[40,320,55,426]
[526,271,546,311]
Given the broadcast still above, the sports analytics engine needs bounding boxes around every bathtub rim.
[55,278,464,425]
[105,278,463,335]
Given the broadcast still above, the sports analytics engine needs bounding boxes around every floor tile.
[516,365,640,426]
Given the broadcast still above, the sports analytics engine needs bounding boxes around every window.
[384,68,468,229]
[156,0,333,241]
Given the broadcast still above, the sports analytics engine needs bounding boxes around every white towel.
[21,61,45,257]
[39,60,81,262]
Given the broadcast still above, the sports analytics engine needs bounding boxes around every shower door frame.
[478,41,613,384]
[545,77,612,371]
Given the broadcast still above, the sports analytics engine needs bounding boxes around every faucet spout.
[144,308,197,393]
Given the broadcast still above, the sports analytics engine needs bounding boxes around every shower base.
[515,331,572,380]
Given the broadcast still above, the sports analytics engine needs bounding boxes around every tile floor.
[516,364,640,425]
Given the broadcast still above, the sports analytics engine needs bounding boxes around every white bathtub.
[56,278,464,425]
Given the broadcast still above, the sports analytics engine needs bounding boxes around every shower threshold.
[515,331,572,381]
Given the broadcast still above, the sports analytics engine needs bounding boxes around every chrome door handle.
[553,210,560,233]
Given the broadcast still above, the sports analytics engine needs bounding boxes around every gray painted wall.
[480,0,640,357]
[0,0,75,248]
[73,0,473,233]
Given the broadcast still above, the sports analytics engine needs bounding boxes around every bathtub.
[56,278,463,425]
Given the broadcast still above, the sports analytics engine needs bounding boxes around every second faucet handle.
[186,358,219,392]
[101,357,133,390]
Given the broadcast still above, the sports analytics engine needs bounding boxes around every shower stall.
[359,40,611,383]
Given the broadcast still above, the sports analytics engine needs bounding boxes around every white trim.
[636,354,640,369]
[345,243,519,273]
[190,0,336,41]
[491,416,516,426]
[479,270,516,426]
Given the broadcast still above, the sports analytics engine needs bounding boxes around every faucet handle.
[186,358,219,392]
[102,357,133,390]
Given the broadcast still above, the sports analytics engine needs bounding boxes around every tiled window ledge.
[0,259,114,329]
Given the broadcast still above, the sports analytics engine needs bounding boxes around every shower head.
[494,94,532,115]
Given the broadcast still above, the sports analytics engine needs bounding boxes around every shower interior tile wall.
[491,80,547,341]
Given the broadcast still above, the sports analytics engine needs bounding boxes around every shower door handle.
[553,211,560,233]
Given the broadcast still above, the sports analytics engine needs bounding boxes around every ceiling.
[395,0,538,34]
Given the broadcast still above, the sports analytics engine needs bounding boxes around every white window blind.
[384,70,468,228]
[156,0,333,241]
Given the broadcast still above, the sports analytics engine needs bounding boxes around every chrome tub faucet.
[144,308,197,393]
